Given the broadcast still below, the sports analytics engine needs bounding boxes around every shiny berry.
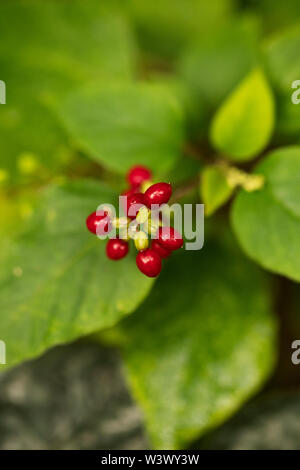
[158,226,183,251]
[127,165,152,188]
[136,249,162,278]
[86,211,111,235]
[151,239,171,259]
[144,182,172,208]
[126,192,145,219]
[121,187,136,214]
[106,238,129,260]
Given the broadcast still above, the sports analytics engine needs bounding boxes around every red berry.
[136,249,162,277]
[144,182,172,208]
[106,238,129,260]
[127,165,152,188]
[126,192,145,219]
[151,240,171,259]
[158,226,183,251]
[121,187,137,214]
[86,211,111,235]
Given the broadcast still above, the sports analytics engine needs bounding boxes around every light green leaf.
[120,233,276,449]
[0,180,154,369]
[200,165,233,216]
[57,82,184,175]
[210,68,275,161]
[231,146,300,282]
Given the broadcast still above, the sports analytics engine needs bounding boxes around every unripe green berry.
[134,231,149,251]
[136,206,150,224]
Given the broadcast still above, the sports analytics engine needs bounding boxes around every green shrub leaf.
[231,146,300,282]
[200,165,233,216]
[120,233,276,449]
[57,82,184,175]
[0,180,154,369]
[210,68,275,161]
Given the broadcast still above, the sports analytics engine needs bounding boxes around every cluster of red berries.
[86,165,183,278]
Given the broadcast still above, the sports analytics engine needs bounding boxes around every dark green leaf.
[57,82,184,176]
[120,232,276,449]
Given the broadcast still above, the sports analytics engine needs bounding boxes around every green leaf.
[210,68,275,161]
[178,16,260,109]
[120,232,276,449]
[231,146,300,282]
[0,180,154,369]
[0,0,135,185]
[200,165,233,216]
[57,82,184,175]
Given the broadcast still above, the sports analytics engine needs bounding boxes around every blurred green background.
[1,0,300,450]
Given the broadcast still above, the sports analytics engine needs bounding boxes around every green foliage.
[179,17,260,110]
[0,180,154,369]
[0,0,135,185]
[0,0,299,451]
[57,82,184,176]
[232,146,300,282]
[200,165,233,216]
[120,233,276,449]
[211,69,275,161]
[121,0,234,59]
[264,23,300,137]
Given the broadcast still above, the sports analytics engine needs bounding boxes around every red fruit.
[86,211,111,235]
[158,226,183,251]
[121,187,137,214]
[127,165,152,188]
[136,249,162,278]
[106,238,129,260]
[151,240,171,259]
[144,182,172,208]
[126,192,145,219]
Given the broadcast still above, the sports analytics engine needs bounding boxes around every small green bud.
[134,231,149,251]
[136,206,150,224]
[141,180,153,193]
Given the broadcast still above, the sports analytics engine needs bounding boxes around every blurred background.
[1,0,300,450]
